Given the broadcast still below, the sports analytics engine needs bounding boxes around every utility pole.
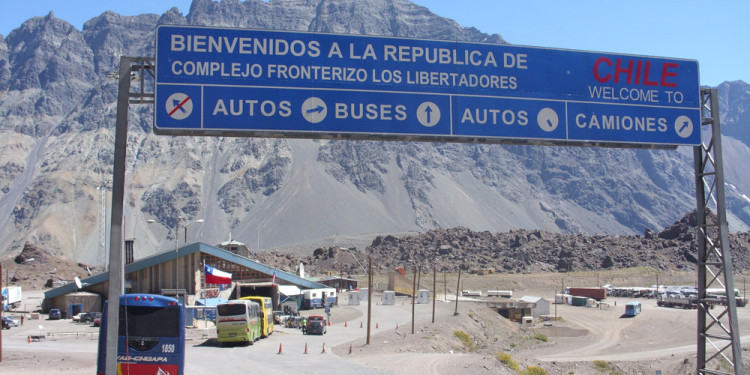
[366,256,372,345]
[432,267,436,324]
[411,266,416,334]
[562,277,565,294]
[454,268,461,315]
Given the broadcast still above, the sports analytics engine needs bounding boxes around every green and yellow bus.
[239,296,274,337]
[216,300,261,346]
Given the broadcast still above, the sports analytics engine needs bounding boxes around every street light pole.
[176,218,204,297]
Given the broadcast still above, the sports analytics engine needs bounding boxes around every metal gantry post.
[694,88,743,375]
[105,56,154,375]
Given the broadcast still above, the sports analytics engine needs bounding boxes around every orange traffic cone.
[28,336,32,344]
[321,342,327,354]
[304,342,309,354]
[328,320,332,327]
[345,321,348,327]
[277,343,283,354]
[349,344,353,354]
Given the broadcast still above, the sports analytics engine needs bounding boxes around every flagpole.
[203,260,207,328]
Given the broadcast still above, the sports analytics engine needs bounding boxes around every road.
[532,295,750,363]
[185,299,417,374]
[0,294,430,375]
[3,291,750,374]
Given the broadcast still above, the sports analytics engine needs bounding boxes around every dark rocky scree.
[2,242,101,289]
[4,212,749,291]
[253,211,750,277]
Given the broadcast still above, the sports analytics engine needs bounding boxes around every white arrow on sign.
[166,93,193,120]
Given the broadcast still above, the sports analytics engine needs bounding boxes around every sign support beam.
[694,88,743,375]
[105,56,154,375]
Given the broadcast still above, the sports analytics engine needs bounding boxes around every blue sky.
[1,0,747,86]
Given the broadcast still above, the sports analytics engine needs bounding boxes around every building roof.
[278,285,302,296]
[518,296,547,303]
[318,276,360,283]
[44,242,326,300]
[219,239,246,246]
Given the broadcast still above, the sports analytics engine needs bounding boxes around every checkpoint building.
[42,242,326,315]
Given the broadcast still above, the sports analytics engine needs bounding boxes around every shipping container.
[566,287,607,300]
[571,296,588,307]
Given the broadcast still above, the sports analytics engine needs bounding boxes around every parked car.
[2,316,20,329]
[307,315,326,324]
[73,312,98,323]
[72,312,88,322]
[305,315,327,335]
[92,312,102,327]
[273,310,289,325]
[2,316,20,327]
[306,319,327,335]
[49,309,61,320]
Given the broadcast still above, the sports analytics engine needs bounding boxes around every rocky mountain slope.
[0,0,749,266]
[253,211,750,277]
[5,211,749,291]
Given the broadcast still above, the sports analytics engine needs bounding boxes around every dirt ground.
[347,268,750,375]
[2,268,750,375]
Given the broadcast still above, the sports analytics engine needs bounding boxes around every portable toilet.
[382,291,395,305]
[416,289,430,304]
[360,288,369,299]
[348,291,361,306]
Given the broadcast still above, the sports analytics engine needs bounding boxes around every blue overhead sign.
[155,25,701,147]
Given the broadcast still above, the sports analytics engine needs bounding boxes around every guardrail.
[47,331,99,340]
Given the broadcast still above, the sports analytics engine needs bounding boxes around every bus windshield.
[218,304,246,316]
[119,305,181,338]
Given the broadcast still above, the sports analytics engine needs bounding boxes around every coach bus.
[239,296,274,337]
[96,294,185,375]
[624,301,642,317]
[217,299,261,346]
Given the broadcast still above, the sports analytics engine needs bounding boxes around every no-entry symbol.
[166,93,193,120]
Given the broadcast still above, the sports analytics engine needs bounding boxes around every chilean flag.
[205,265,232,285]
